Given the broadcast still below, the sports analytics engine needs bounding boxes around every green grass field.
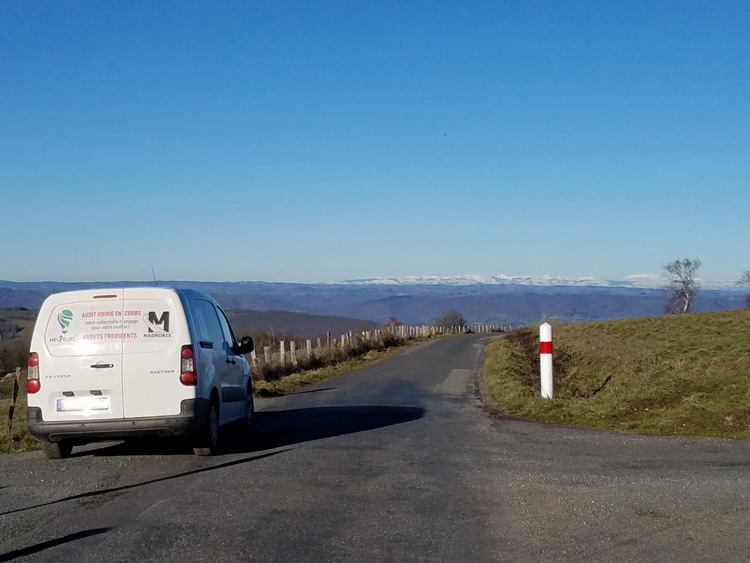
[481,309,750,438]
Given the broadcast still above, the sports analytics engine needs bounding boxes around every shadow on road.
[249,405,425,452]
[75,404,424,457]
[0,450,287,517]
[0,527,111,562]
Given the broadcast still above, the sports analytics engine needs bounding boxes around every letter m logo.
[147,311,170,333]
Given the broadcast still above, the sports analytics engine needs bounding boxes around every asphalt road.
[1,334,750,562]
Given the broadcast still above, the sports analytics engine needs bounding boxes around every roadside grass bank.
[481,309,750,438]
[0,371,38,454]
[254,337,430,396]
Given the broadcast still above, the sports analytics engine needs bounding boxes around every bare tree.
[434,310,466,329]
[663,258,701,314]
[740,271,750,307]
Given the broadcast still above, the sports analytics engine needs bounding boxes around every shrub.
[504,327,573,395]
[434,311,466,329]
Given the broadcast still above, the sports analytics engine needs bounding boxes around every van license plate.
[56,397,110,412]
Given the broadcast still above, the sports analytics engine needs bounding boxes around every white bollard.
[540,323,553,398]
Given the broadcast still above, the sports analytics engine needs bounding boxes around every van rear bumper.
[26,399,210,443]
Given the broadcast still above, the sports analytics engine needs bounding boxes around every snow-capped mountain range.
[2,275,746,324]
[334,274,743,291]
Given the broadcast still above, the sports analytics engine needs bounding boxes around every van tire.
[42,441,73,460]
[193,399,220,456]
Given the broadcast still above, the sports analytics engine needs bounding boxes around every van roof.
[40,287,217,305]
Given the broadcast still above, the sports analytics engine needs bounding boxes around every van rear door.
[40,291,125,422]
[121,288,193,418]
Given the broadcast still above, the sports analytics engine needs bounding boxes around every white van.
[27,287,255,459]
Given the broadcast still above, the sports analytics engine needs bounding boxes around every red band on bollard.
[539,341,553,354]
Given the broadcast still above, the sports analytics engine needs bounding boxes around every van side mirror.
[234,336,254,355]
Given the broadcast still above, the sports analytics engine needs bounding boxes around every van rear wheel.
[193,400,220,456]
[42,440,73,460]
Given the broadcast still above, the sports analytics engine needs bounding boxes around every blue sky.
[1,1,748,283]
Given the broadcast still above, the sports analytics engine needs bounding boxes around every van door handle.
[90,363,114,369]
[199,341,214,349]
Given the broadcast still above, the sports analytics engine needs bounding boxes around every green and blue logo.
[57,310,73,333]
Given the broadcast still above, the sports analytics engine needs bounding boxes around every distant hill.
[0,303,374,343]
[0,288,48,310]
[0,304,377,373]
[0,307,37,341]
[225,309,376,339]
[0,280,746,325]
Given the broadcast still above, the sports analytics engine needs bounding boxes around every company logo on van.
[57,310,73,333]
[143,311,171,338]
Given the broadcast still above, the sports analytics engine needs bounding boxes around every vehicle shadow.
[79,405,425,457]
[0,528,112,562]
[247,405,425,453]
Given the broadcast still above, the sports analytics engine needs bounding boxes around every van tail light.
[27,352,41,393]
[180,345,197,386]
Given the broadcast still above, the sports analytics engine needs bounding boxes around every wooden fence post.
[279,341,286,366]
[263,346,271,364]
[290,341,298,367]
[306,339,312,359]
[6,367,20,436]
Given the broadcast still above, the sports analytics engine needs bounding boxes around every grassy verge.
[481,309,750,438]
[254,338,426,396]
[0,374,39,454]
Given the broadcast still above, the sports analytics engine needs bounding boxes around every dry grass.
[481,309,750,438]
[251,332,404,382]
[254,338,425,396]
[0,371,39,454]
